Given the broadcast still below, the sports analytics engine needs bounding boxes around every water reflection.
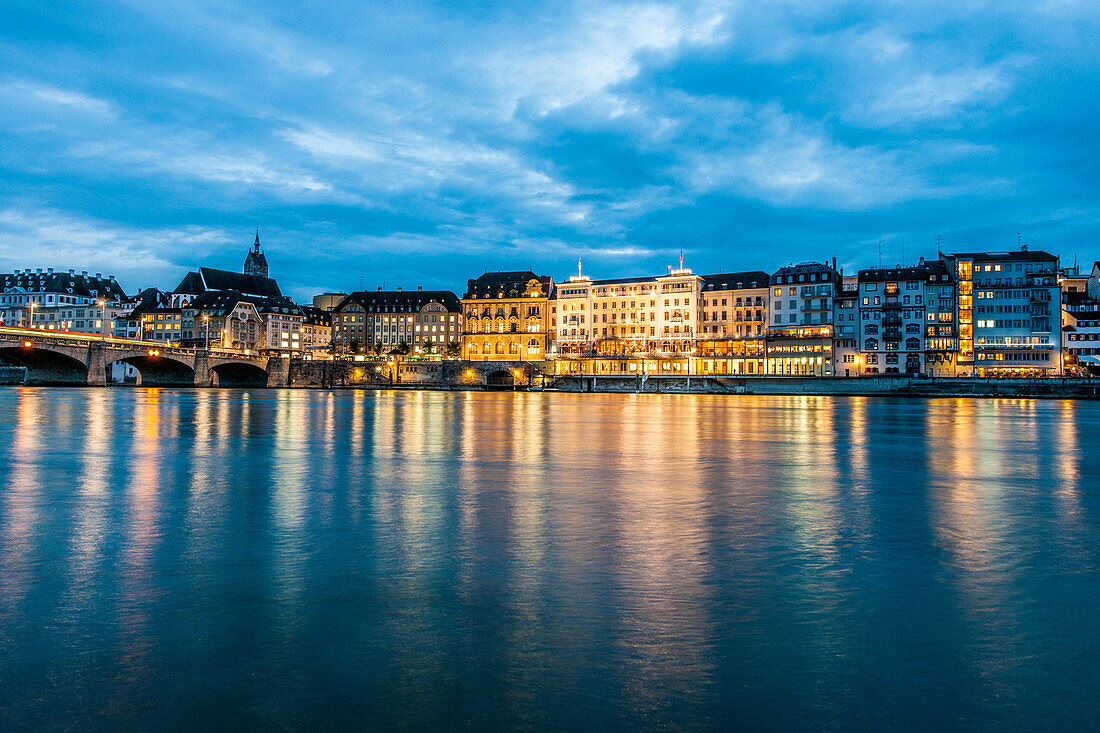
[0,389,1098,728]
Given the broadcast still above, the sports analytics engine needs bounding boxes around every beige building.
[553,265,702,357]
[332,288,462,355]
[461,271,553,360]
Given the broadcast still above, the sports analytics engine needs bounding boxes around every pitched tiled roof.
[336,290,461,313]
[700,271,771,291]
[172,267,282,298]
[1,271,126,301]
[464,271,552,299]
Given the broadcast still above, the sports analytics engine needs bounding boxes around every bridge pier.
[86,342,106,386]
[266,357,289,388]
[193,352,211,387]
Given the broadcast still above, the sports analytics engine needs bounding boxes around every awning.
[1079,355,1100,365]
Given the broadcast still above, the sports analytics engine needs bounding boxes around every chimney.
[47,267,54,274]
[1021,243,1028,252]
[377,286,382,291]
[418,285,423,292]
[919,256,925,265]
[95,273,101,279]
[69,269,75,275]
[397,285,402,292]
[82,271,88,276]
[109,275,115,282]
[36,268,42,274]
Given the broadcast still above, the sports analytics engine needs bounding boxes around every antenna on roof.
[902,237,905,265]
[878,240,883,268]
[935,234,943,257]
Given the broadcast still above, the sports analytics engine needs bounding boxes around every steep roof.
[700,271,771,291]
[172,267,282,298]
[464,271,552,299]
[1,270,127,301]
[187,290,300,317]
[300,305,332,327]
[336,289,461,313]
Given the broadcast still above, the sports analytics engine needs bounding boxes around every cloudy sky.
[2,1,1098,300]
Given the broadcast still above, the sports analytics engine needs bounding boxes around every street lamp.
[97,299,106,339]
[202,314,210,352]
[28,301,36,329]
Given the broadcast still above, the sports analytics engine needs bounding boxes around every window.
[864,338,878,350]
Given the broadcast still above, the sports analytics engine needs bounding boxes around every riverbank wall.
[546,374,1100,398]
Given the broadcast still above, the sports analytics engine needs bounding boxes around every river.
[1,388,1098,729]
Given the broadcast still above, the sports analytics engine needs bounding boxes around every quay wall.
[549,374,1100,398]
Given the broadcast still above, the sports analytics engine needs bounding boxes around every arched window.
[509,342,519,354]
[906,337,920,350]
[527,339,540,354]
[864,338,878,351]
[495,342,505,354]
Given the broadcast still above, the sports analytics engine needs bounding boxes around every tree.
[396,340,411,355]
[372,341,383,356]
[348,337,361,354]
[424,340,437,355]
[445,340,461,359]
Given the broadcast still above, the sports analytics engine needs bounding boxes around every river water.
[0,388,1098,729]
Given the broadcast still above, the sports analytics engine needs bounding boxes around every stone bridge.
[0,329,282,387]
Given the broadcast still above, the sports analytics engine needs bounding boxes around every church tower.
[244,226,269,278]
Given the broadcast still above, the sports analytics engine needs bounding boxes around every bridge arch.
[485,369,516,388]
[109,354,196,386]
[209,361,268,387]
[0,345,88,385]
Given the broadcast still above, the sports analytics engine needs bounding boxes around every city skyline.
[3,2,1100,302]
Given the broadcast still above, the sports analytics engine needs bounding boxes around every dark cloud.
[1,0,1098,301]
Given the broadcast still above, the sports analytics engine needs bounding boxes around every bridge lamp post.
[98,299,106,339]
[28,301,35,329]
[202,314,210,352]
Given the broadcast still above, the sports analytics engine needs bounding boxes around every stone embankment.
[546,374,1100,398]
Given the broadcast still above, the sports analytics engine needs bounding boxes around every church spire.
[254,225,261,253]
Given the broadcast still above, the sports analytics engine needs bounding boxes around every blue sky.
[1,1,1098,300]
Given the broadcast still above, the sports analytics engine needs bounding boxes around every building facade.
[462,271,553,360]
[332,288,462,354]
[766,262,838,376]
[553,266,702,357]
[943,247,1061,376]
[857,260,951,375]
[0,269,126,331]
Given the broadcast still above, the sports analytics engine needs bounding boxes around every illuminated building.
[332,287,462,355]
[553,261,702,358]
[0,268,125,331]
[834,276,860,377]
[461,271,553,360]
[766,262,838,375]
[857,259,953,375]
[942,246,1060,377]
